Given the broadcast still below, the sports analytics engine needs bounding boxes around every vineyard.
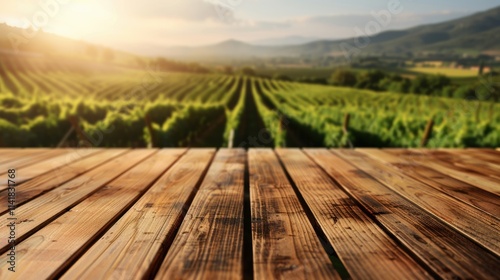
[1,55,499,148]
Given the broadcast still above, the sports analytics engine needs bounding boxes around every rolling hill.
[164,5,500,59]
[0,23,144,67]
[1,5,499,62]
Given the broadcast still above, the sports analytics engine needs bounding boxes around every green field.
[407,67,479,77]
[1,55,499,148]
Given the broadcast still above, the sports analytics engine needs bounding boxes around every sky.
[1,0,499,54]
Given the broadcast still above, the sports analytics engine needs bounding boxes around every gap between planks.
[249,149,341,280]
[0,150,155,256]
[306,149,500,279]
[0,149,185,279]
[331,149,500,257]
[61,149,216,279]
[276,148,430,280]
[0,149,128,215]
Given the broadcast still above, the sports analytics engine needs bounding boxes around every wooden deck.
[0,148,499,279]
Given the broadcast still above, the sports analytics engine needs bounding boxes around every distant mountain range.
[250,36,324,46]
[1,5,499,63]
[163,6,500,59]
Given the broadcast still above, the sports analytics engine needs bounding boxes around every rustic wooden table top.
[0,148,499,279]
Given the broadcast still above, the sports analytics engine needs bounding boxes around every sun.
[47,0,118,40]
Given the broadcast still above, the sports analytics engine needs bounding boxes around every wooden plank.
[248,149,340,280]
[0,149,126,214]
[0,149,102,189]
[423,150,500,181]
[276,149,430,279]
[0,149,185,279]
[403,149,500,194]
[0,150,154,254]
[306,149,500,279]
[444,149,500,170]
[331,149,500,257]
[156,149,246,279]
[397,149,500,195]
[461,149,500,165]
[0,149,68,176]
[0,149,49,164]
[358,149,500,218]
[61,149,215,279]
[0,151,17,164]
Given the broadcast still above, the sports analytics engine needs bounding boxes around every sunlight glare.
[49,0,117,40]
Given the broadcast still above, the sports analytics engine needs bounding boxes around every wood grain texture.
[0,150,153,254]
[0,149,52,165]
[398,149,500,195]
[156,149,246,280]
[331,149,500,257]
[0,149,185,279]
[422,150,500,181]
[61,149,215,280]
[306,149,500,280]
[0,149,69,181]
[461,149,500,165]
[0,150,55,175]
[0,149,102,190]
[358,149,500,218]
[249,149,340,280]
[0,149,126,214]
[276,149,430,279]
[0,148,498,279]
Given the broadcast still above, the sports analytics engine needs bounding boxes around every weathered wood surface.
[0,149,184,279]
[358,149,500,218]
[62,149,215,279]
[276,149,428,279]
[0,149,126,213]
[338,149,500,256]
[0,149,102,189]
[0,148,498,279]
[396,149,500,195]
[249,149,340,280]
[307,149,500,279]
[157,149,245,279]
[0,149,54,166]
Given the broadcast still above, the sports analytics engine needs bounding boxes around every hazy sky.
[1,0,499,54]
